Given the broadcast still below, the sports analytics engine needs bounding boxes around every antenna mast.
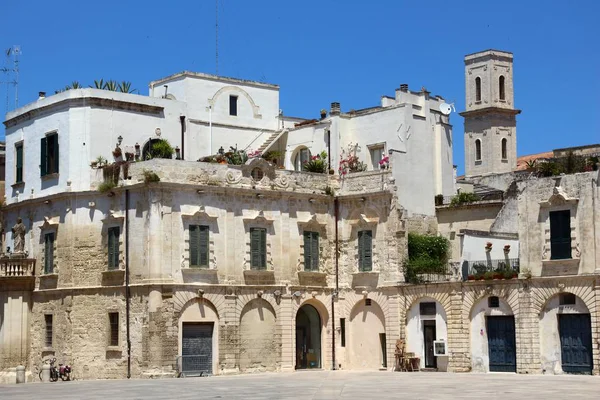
[1,45,21,112]
[215,0,219,76]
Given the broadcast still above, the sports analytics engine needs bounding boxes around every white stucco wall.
[461,234,519,261]
[539,293,590,374]
[470,296,514,372]
[405,298,449,371]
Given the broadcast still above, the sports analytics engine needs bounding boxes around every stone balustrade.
[0,257,36,277]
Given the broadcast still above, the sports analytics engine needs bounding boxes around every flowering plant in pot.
[379,156,390,169]
[485,242,493,252]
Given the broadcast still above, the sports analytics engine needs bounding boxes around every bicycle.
[38,358,71,381]
[39,357,59,382]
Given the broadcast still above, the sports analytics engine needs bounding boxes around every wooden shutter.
[251,228,266,270]
[199,226,209,267]
[52,134,59,174]
[189,225,199,267]
[359,230,373,271]
[108,227,120,270]
[44,233,54,274]
[40,136,47,176]
[303,231,319,271]
[16,144,23,183]
[550,210,571,259]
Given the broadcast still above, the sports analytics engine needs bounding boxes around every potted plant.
[434,194,444,206]
[485,242,493,252]
[379,156,390,170]
[125,152,135,162]
[113,147,123,159]
[503,244,511,254]
[320,109,327,119]
[467,274,475,281]
[483,271,494,280]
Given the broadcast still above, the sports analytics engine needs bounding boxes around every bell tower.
[460,50,521,177]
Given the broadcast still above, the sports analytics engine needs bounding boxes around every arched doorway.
[178,299,219,376]
[540,292,593,374]
[406,298,448,371]
[470,295,516,373]
[295,304,321,369]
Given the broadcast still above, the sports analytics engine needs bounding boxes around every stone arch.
[463,285,520,321]
[347,297,386,369]
[239,298,279,372]
[207,85,262,118]
[531,282,596,317]
[236,292,279,316]
[173,288,226,318]
[290,146,311,171]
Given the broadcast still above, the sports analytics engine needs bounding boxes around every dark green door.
[559,314,593,374]
[486,316,516,372]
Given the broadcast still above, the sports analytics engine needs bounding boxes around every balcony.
[404,262,460,284]
[0,255,36,290]
[463,258,520,281]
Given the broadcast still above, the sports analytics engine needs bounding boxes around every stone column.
[447,285,468,372]
[385,293,400,371]
[594,279,600,375]
[279,294,294,371]
[516,283,538,374]
[147,190,163,312]
[220,290,239,374]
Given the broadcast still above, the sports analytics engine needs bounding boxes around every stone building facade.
[1,49,599,383]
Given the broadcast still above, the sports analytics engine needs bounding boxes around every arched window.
[475,77,482,102]
[475,139,482,162]
[501,138,507,160]
[499,76,505,101]
[293,147,311,171]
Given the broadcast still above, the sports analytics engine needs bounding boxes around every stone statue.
[11,218,26,253]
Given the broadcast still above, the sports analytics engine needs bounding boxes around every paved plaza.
[1,371,599,400]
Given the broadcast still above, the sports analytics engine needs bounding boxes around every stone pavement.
[1,370,599,400]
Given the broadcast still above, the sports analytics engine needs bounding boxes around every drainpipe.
[209,105,213,154]
[327,130,331,169]
[125,189,131,379]
[179,116,186,160]
[332,196,340,370]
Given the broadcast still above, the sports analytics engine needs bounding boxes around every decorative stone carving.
[226,170,242,185]
[11,218,26,253]
[539,186,579,207]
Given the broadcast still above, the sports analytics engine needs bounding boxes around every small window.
[189,225,210,268]
[41,133,59,176]
[559,293,576,306]
[370,146,384,170]
[293,148,311,171]
[44,232,55,274]
[420,302,436,316]
[109,312,119,346]
[501,138,508,160]
[340,318,346,347]
[488,296,500,308]
[475,139,482,162]
[475,77,482,102]
[229,95,238,116]
[499,76,505,101]
[365,298,372,306]
[108,227,120,270]
[550,210,571,260]
[303,231,319,271]
[358,230,373,272]
[45,314,53,347]
[251,168,264,181]
[250,228,267,270]
[15,142,23,183]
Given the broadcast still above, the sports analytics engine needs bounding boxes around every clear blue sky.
[2,0,599,173]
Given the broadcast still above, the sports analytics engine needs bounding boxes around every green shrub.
[404,233,450,283]
[262,150,283,162]
[98,181,117,193]
[483,271,494,280]
[143,170,160,183]
[303,151,328,173]
[149,139,174,159]
[449,192,479,207]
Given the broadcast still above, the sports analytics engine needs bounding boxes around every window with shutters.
[41,133,59,177]
[108,227,120,270]
[303,231,319,271]
[250,228,267,270]
[45,314,53,348]
[15,142,24,183]
[475,77,482,102]
[109,312,119,346]
[550,210,571,260]
[44,232,55,274]
[358,230,373,272]
[229,95,238,116]
[189,225,210,268]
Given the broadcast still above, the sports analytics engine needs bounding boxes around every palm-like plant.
[118,81,136,93]
[104,80,119,91]
[71,81,82,89]
[92,79,105,89]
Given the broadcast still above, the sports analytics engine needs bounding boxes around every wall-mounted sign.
[433,340,447,356]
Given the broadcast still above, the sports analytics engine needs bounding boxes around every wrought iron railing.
[463,258,519,280]
[404,262,458,284]
[0,257,36,277]
[435,192,504,206]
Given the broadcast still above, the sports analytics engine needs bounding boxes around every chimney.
[330,102,341,116]
[399,84,408,92]
[38,91,46,100]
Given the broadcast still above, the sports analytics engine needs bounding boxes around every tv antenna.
[1,45,21,112]
[439,101,455,115]
[215,0,219,75]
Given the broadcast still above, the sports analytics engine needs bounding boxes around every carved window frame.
[39,217,59,275]
[101,211,125,271]
[297,214,328,272]
[348,214,379,273]
[243,211,274,271]
[539,187,579,261]
[181,206,218,270]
